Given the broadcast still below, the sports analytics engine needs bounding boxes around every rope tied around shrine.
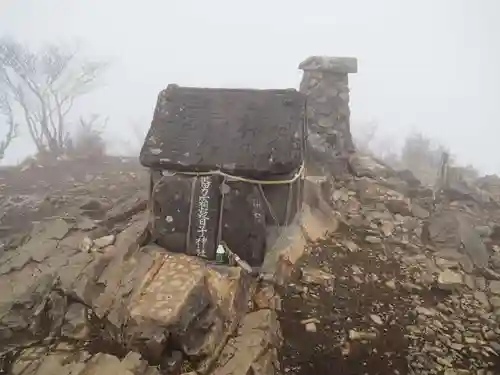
[149,162,305,273]
[162,162,305,185]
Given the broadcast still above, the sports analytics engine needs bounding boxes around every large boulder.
[424,209,489,269]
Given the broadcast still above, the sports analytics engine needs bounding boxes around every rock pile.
[279,154,500,374]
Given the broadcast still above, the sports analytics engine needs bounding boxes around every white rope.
[162,162,305,186]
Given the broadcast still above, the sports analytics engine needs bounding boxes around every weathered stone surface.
[94,234,116,248]
[259,177,340,292]
[151,174,221,259]
[488,280,500,295]
[348,153,390,179]
[456,214,489,268]
[425,210,461,249]
[424,209,489,269]
[301,204,338,242]
[11,346,160,375]
[100,192,148,229]
[0,208,258,373]
[299,56,358,74]
[60,302,90,339]
[474,290,490,310]
[437,269,463,290]
[140,85,305,178]
[300,266,335,286]
[213,309,282,375]
[299,55,357,175]
[410,202,429,219]
[0,213,149,358]
[150,173,194,254]
[126,249,210,358]
[222,181,267,267]
[384,198,412,216]
[151,174,269,266]
[127,248,256,363]
[253,283,282,311]
[261,177,303,226]
[261,221,306,287]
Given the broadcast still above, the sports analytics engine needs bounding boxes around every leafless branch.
[0,95,18,160]
[0,36,107,155]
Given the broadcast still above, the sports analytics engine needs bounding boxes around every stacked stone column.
[299,56,358,175]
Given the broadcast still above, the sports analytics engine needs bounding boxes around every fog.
[1,0,499,173]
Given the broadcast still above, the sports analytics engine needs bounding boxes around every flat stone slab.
[299,56,358,74]
[213,309,282,375]
[11,346,161,375]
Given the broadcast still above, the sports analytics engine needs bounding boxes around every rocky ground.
[0,156,149,246]
[3,154,500,375]
[279,156,500,375]
[0,156,280,375]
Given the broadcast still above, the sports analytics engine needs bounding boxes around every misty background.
[0,0,499,173]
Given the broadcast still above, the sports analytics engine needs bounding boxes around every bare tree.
[71,114,108,158]
[0,94,18,161]
[0,37,107,155]
[400,132,451,186]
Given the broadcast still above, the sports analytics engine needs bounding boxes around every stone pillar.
[299,56,358,175]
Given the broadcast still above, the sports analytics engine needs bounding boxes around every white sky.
[0,0,499,173]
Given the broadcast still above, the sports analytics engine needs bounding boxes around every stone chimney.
[299,56,358,175]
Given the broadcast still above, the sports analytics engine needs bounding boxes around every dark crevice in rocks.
[84,336,130,361]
